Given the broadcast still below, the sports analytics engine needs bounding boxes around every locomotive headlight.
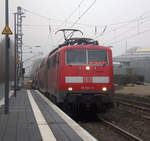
[86,66,90,70]
[102,87,107,92]
[68,87,73,91]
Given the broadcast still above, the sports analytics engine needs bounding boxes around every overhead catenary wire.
[56,0,86,30]
[22,6,150,49]
[56,0,97,44]
[22,7,150,34]
[70,0,97,28]
[22,7,101,28]
[100,16,150,45]
[95,12,150,40]
[104,27,150,46]
[22,16,149,33]
[23,24,55,27]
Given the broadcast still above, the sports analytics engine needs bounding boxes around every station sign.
[16,58,20,63]
[2,25,13,35]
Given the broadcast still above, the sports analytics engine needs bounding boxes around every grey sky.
[1,0,150,73]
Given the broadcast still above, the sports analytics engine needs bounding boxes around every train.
[32,29,114,114]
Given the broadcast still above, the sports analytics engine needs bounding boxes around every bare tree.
[29,58,43,78]
[0,38,14,83]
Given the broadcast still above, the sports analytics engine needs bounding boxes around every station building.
[113,47,150,82]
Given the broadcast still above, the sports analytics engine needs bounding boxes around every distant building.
[113,47,150,82]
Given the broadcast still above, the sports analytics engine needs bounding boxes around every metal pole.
[5,0,10,114]
[125,40,127,54]
[14,13,17,97]
[16,7,24,88]
[16,12,19,89]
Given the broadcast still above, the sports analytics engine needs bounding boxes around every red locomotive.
[32,29,114,113]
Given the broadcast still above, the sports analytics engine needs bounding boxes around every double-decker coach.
[38,58,47,93]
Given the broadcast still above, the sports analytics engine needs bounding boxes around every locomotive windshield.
[88,50,107,65]
[66,49,86,65]
[66,49,108,65]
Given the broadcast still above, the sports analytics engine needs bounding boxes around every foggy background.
[0,0,150,74]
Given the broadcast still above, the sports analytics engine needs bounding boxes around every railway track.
[79,116,144,141]
[114,98,150,120]
[115,97,150,108]
[99,117,143,141]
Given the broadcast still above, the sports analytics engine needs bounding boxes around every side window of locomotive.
[66,49,86,65]
[52,54,56,67]
[48,58,51,68]
[88,50,108,65]
[48,54,56,68]
[57,52,60,64]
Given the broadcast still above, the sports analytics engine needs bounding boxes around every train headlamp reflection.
[86,66,90,70]
[102,87,107,92]
[68,87,73,91]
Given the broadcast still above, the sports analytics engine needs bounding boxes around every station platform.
[0,89,97,141]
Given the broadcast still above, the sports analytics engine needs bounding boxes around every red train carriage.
[35,29,114,113]
[32,58,47,92]
[38,58,47,93]
[32,66,40,89]
[46,31,114,113]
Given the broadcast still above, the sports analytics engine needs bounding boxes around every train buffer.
[0,89,97,141]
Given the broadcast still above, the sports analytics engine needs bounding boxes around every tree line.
[0,38,14,83]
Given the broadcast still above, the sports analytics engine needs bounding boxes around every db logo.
[83,77,92,83]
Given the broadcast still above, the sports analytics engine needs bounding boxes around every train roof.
[62,44,111,50]
[48,37,111,57]
[39,57,47,68]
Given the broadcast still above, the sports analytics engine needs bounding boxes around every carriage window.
[57,52,60,64]
[66,49,86,65]
[52,54,56,67]
[88,50,107,65]
[48,58,51,68]
[48,54,56,68]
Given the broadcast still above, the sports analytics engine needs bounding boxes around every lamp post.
[14,13,17,97]
[4,0,10,114]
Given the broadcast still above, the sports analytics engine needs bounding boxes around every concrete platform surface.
[0,89,97,141]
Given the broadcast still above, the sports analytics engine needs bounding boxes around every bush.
[114,74,144,85]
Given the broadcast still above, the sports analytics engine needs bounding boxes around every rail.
[115,97,150,109]
[99,117,143,141]
[115,98,150,120]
